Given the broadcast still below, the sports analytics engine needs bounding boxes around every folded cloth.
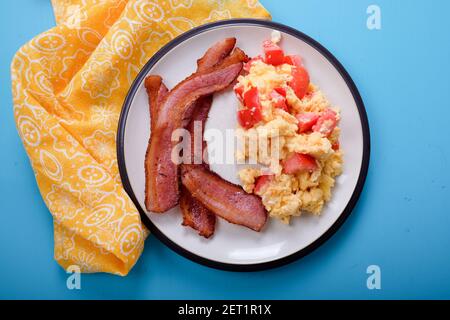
[11,0,270,275]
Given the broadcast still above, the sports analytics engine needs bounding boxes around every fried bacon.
[145,78,215,236]
[180,186,216,238]
[144,75,168,129]
[197,38,236,72]
[178,43,267,233]
[179,96,215,237]
[179,39,244,237]
[155,50,247,128]
[145,43,245,213]
[145,39,239,236]
[144,75,169,213]
[181,165,268,232]
[144,38,266,235]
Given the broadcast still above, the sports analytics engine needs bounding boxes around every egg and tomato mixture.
[234,33,344,223]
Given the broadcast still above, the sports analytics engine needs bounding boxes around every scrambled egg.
[236,56,344,224]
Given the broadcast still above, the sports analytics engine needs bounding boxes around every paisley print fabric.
[11,0,270,275]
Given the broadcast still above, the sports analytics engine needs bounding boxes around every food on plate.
[143,33,343,236]
[178,43,267,233]
[145,45,246,213]
[196,38,237,72]
[181,164,267,232]
[145,38,238,235]
[144,38,268,238]
[179,39,245,237]
[144,75,168,130]
[235,33,344,223]
[144,75,169,212]
[180,186,216,238]
[179,96,216,238]
[145,76,216,237]
[179,97,268,233]
[177,39,239,238]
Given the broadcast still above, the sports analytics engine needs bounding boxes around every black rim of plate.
[117,19,371,272]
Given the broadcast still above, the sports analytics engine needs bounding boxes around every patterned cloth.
[11,0,270,275]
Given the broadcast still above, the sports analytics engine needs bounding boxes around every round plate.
[117,19,370,271]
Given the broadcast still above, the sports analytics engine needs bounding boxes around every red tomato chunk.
[238,108,262,129]
[332,142,340,151]
[237,87,263,129]
[270,90,288,111]
[282,153,318,174]
[274,87,287,97]
[284,55,303,67]
[312,109,338,137]
[295,112,320,133]
[254,175,274,193]
[243,87,260,109]
[289,66,310,99]
[263,40,285,66]
[234,84,244,101]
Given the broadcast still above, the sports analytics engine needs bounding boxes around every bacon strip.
[145,48,245,213]
[145,39,238,236]
[144,39,266,235]
[144,75,169,130]
[179,39,242,237]
[179,96,215,237]
[145,78,215,236]
[178,44,267,233]
[155,49,247,128]
[184,97,211,165]
[180,186,216,238]
[181,165,268,232]
[197,38,236,72]
[144,75,169,214]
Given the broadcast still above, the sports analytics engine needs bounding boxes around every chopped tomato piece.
[270,90,288,111]
[284,55,303,67]
[238,87,263,128]
[282,153,318,174]
[243,87,261,109]
[243,55,263,72]
[295,112,320,133]
[263,40,284,66]
[254,175,274,193]
[312,109,338,137]
[288,66,310,99]
[237,107,262,129]
[234,84,244,100]
[274,86,287,97]
[332,142,340,151]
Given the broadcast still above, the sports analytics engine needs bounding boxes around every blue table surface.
[1,0,449,300]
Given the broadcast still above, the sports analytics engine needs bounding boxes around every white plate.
[117,19,370,271]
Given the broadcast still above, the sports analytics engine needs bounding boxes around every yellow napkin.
[11,0,270,275]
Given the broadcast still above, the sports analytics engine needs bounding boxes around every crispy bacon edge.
[179,43,267,232]
[179,39,242,237]
[179,96,216,237]
[144,75,168,213]
[181,164,268,232]
[145,44,245,213]
[145,39,237,237]
[146,66,243,212]
[145,38,266,235]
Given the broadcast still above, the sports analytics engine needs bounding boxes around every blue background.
[1,0,449,299]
